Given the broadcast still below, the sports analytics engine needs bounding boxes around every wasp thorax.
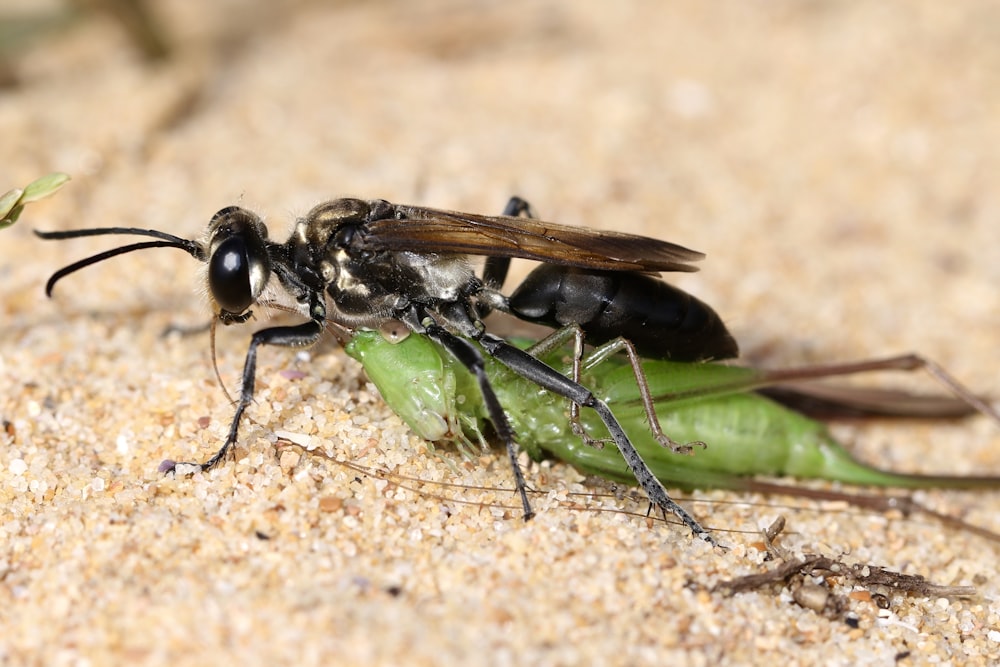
[206,207,271,315]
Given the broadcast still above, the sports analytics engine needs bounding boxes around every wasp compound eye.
[205,207,271,316]
[209,235,255,314]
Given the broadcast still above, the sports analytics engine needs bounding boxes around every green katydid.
[342,323,1000,539]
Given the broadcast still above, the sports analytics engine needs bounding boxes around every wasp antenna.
[35,226,197,244]
[37,229,205,297]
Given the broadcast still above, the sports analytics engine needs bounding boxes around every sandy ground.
[2,1,1000,665]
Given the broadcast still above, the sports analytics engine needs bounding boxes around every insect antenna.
[208,315,240,408]
[35,227,205,296]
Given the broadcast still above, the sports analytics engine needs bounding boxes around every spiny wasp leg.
[165,315,325,474]
[474,332,716,545]
[421,323,535,520]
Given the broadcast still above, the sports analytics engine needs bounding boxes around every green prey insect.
[344,323,1000,537]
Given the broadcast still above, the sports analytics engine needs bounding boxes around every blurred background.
[3,0,998,358]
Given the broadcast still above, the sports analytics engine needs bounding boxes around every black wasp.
[37,197,737,544]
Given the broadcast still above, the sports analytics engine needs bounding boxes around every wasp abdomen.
[508,265,738,362]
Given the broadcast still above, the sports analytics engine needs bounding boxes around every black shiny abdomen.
[507,265,738,361]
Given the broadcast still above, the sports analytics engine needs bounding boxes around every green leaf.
[0,188,23,220]
[1,173,71,229]
[20,172,71,203]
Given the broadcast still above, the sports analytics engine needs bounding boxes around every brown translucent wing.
[363,206,704,272]
[759,383,978,420]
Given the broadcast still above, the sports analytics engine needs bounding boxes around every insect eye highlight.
[209,235,255,314]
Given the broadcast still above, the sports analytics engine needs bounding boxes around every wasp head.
[204,206,272,318]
